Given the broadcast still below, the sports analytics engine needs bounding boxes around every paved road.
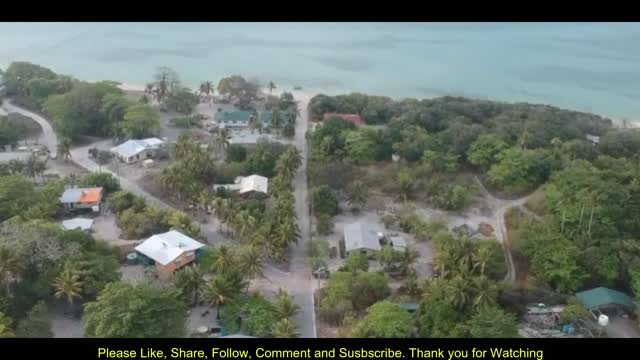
[261,92,315,337]
[2,100,58,152]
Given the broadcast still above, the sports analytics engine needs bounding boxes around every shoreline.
[114,83,639,129]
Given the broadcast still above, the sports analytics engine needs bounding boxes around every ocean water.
[1,22,639,119]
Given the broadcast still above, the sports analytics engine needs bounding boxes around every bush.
[216,162,247,184]
[308,240,330,259]
[225,144,247,163]
[108,191,146,214]
[311,185,339,217]
[344,252,369,273]
[80,173,120,194]
[170,117,200,128]
[316,214,334,235]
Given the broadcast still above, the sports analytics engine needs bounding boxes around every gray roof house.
[343,222,382,256]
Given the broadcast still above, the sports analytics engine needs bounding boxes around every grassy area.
[524,187,546,216]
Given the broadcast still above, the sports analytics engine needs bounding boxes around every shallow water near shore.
[1,22,640,120]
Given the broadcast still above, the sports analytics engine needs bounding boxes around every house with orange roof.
[59,186,104,212]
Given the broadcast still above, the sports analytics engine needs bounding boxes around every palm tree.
[199,81,213,99]
[24,153,43,184]
[347,180,367,212]
[398,246,418,276]
[519,129,531,150]
[212,197,226,233]
[0,247,22,294]
[267,81,276,94]
[0,312,14,338]
[57,137,72,162]
[273,289,300,320]
[53,267,83,315]
[235,210,257,240]
[197,190,213,219]
[272,318,298,338]
[279,147,302,177]
[240,245,265,287]
[211,245,235,274]
[139,94,150,104]
[271,110,283,137]
[473,245,491,277]
[216,128,231,155]
[451,237,476,274]
[447,274,471,309]
[405,269,420,296]
[472,276,497,308]
[175,264,204,306]
[201,275,237,320]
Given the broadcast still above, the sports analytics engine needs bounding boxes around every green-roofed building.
[399,303,419,314]
[576,287,635,314]
[259,110,292,129]
[214,110,254,129]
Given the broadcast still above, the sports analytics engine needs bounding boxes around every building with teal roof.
[576,287,635,314]
[259,110,292,129]
[214,110,254,129]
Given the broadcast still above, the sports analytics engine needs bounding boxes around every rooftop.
[61,218,94,231]
[259,110,292,127]
[213,174,268,195]
[214,110,253,124]
[111,138,164,158]
[135,230,205,266]
[576,287,635,310]
[59,187,103,204]
[344,222,382,252]
[0,151,32,163]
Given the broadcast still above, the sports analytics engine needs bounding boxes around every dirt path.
[474,176,538,283]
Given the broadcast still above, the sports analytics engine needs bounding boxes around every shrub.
[108,191,146,214]
[80,173,120,194]
[311,185,339,217]
[316,214,334,235]
[225,144,247,163]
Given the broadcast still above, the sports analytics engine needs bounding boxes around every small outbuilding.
[576,287,635,316]
[213,175,268,196]
[59,187,104,212]
[61,218,94,231]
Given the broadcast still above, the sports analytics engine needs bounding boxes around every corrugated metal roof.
[576,287,634,310]
[344,222,381,252]
[135,230,204,266]
[62,218,94,231]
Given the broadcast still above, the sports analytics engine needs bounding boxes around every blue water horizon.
[1,22,639,120]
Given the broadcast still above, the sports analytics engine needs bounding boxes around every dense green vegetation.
[83,282,187,338]
[510,159,640,294]
[2,62,163,142]
[309,93,614,196]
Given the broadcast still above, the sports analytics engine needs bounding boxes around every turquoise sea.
[1,22,639,119]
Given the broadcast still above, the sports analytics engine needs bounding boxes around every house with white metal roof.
[213,174,268,196]
[343,222,382,257]
[135,230,205,279]
[110,138,164,164]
